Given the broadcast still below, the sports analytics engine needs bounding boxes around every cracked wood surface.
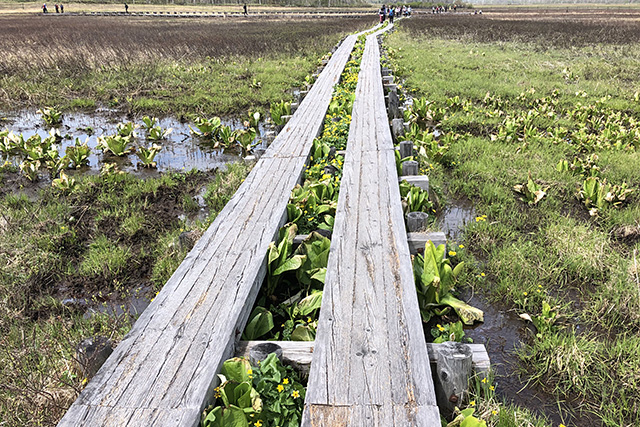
[302,26,440,426]
[57,27,374,427]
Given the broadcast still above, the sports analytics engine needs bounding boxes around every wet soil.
[436,197,601,426]
[435,196,475,241]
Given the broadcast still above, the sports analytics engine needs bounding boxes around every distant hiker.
[54,3,59,13]
[453,4,457,12]
[42,3,47,13]
[243,3,247,15]
[407,5,411,16]
[60,3,64,12]
[388,6,394,23]
[124,3,129,13]
[379,5,385,23]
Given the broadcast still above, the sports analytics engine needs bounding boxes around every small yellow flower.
[247,369,253,375]
[436,324,445,332]
[292,390,300,398]
[559,425,566,427]
[282,378,289,385]
[492,410,498,415]
[523,292,528,296]
[458,244,464,249]
[469,400,476,407]
[481,377,488,384]
[277,384,284,393]
[449,251,457,257]
[254,421,263,427]
[480,272,485,277]
[490,385,495,391]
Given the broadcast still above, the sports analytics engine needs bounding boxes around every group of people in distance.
[42,3,64,13]
[379,4,411,23]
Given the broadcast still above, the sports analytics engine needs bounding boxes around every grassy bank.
[0,15,373,117]
[388,11,640,427]
[0,161,250,425]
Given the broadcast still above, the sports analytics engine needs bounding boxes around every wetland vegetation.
[388,9,640,426]
[0,13,371,426]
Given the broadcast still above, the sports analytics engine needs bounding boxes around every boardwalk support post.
[391,118,404,141]
[401,159,419,176]
[399,140,413,158]
[406,211,429,232]
[433,342,473,417]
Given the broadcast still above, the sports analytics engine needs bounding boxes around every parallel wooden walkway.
[302,25,440,426]
[57,27,376,427]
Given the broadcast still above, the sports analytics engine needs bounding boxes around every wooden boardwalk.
[57,27,375,427]
[302,26,440,426]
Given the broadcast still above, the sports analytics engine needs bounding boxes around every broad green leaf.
[203,406,223,427]
[452,261,465,278]
[440,294,484,325]
[310,268,326,284]
[221,358,252,384]
[291,325,315,341]
[298,291,323,316]
[220,405,250,427]
[242,307,274,340]
[273,254,305,276]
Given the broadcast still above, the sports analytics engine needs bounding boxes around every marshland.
[2,4,640,427]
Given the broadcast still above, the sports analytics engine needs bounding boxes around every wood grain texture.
[236,341,490,379]
[58,27,375,427]
[303,25,440,426]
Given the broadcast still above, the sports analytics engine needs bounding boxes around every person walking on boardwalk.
[124,3,129,13]
[379,4,385,23]
[60,3,63,12]
[54,3,59,13]
[243,3,247,15]
[42,3,47,13]
[388,5,394,23]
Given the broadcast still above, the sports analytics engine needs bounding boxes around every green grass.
[387,14,640,426]
[0,163,250,425]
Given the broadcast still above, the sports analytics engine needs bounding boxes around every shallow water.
[0,109,267,175]
[436,197,475,241]
[436,197,596,425]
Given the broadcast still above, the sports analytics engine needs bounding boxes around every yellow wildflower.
[292,390,300,399]
[277,384,284,393]
[282,378,289,385]
[449,251,457,257]
[436,324,445,332]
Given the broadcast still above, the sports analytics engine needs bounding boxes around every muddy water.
[435,197,594,425]
[436,197,475,241]
[0,109,267,174]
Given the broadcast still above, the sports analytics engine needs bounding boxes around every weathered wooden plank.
[303,26,440,426]
[58,27,376,427]
[236,341,490,376]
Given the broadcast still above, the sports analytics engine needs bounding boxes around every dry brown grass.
[402,8,640,47]
[0,15,372,73]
